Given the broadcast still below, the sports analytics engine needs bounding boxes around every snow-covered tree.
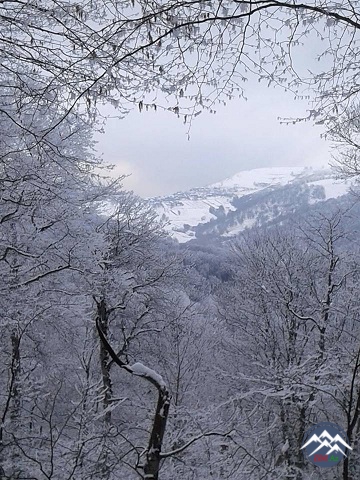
[216,211,360,479]
[0,70,123,477]
[2,0,360,166]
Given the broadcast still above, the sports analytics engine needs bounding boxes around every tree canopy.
[2,0,360,147]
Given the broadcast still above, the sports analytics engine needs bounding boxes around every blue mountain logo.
[301,423,352,468]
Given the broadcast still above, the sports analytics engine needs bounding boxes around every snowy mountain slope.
[212,165,311,191]
[149,166,353,242]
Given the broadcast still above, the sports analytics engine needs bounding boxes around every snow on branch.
[128,362,166,388]
[95,315,167,390]
[160,430,234,458]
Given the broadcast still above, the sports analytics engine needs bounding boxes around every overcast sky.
[95,82,331,198]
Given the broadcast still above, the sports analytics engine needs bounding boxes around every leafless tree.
[2,1,360,154]
[217,211,360,479]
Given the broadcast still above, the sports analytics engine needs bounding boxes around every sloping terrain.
[149,166,353,242]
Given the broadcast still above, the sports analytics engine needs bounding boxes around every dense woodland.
[3,0,360,478]
[1,106,360,479]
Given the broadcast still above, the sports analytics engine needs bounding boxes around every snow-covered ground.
[154,196,236,237]
[212,165,312,191]
[149,166,354,243]
[308,177,352,202]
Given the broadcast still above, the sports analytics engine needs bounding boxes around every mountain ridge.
[149,166,353,243]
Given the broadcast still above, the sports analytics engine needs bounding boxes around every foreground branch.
[95,314,170,480]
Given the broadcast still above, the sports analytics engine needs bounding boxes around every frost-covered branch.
[95,315,166,390]
[95,314,170,480]
[160,430,234,458]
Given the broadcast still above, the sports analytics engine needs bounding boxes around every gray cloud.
[95,85,330,198]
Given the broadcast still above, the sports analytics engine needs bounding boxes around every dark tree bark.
[343,347,360,480]
[95,297,113,425]
[95,314,171,480]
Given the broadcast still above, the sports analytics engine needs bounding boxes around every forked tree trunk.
[96,298,113,425]
[95,311,171,480]
[143,388,171,479]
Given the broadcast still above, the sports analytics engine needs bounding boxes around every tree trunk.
[95,298,113,479]
[95,313,171,480]
[0,329,21,479]
[96,298,113,425]
[143,387,171,479]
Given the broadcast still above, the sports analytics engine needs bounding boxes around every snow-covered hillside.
[149,166,353,242]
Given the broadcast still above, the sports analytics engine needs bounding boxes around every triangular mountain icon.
[326,444,347,457]
[331,434,352,451]
[301,434,321,450]
[309,440,332,457]
[319,430,333,442]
